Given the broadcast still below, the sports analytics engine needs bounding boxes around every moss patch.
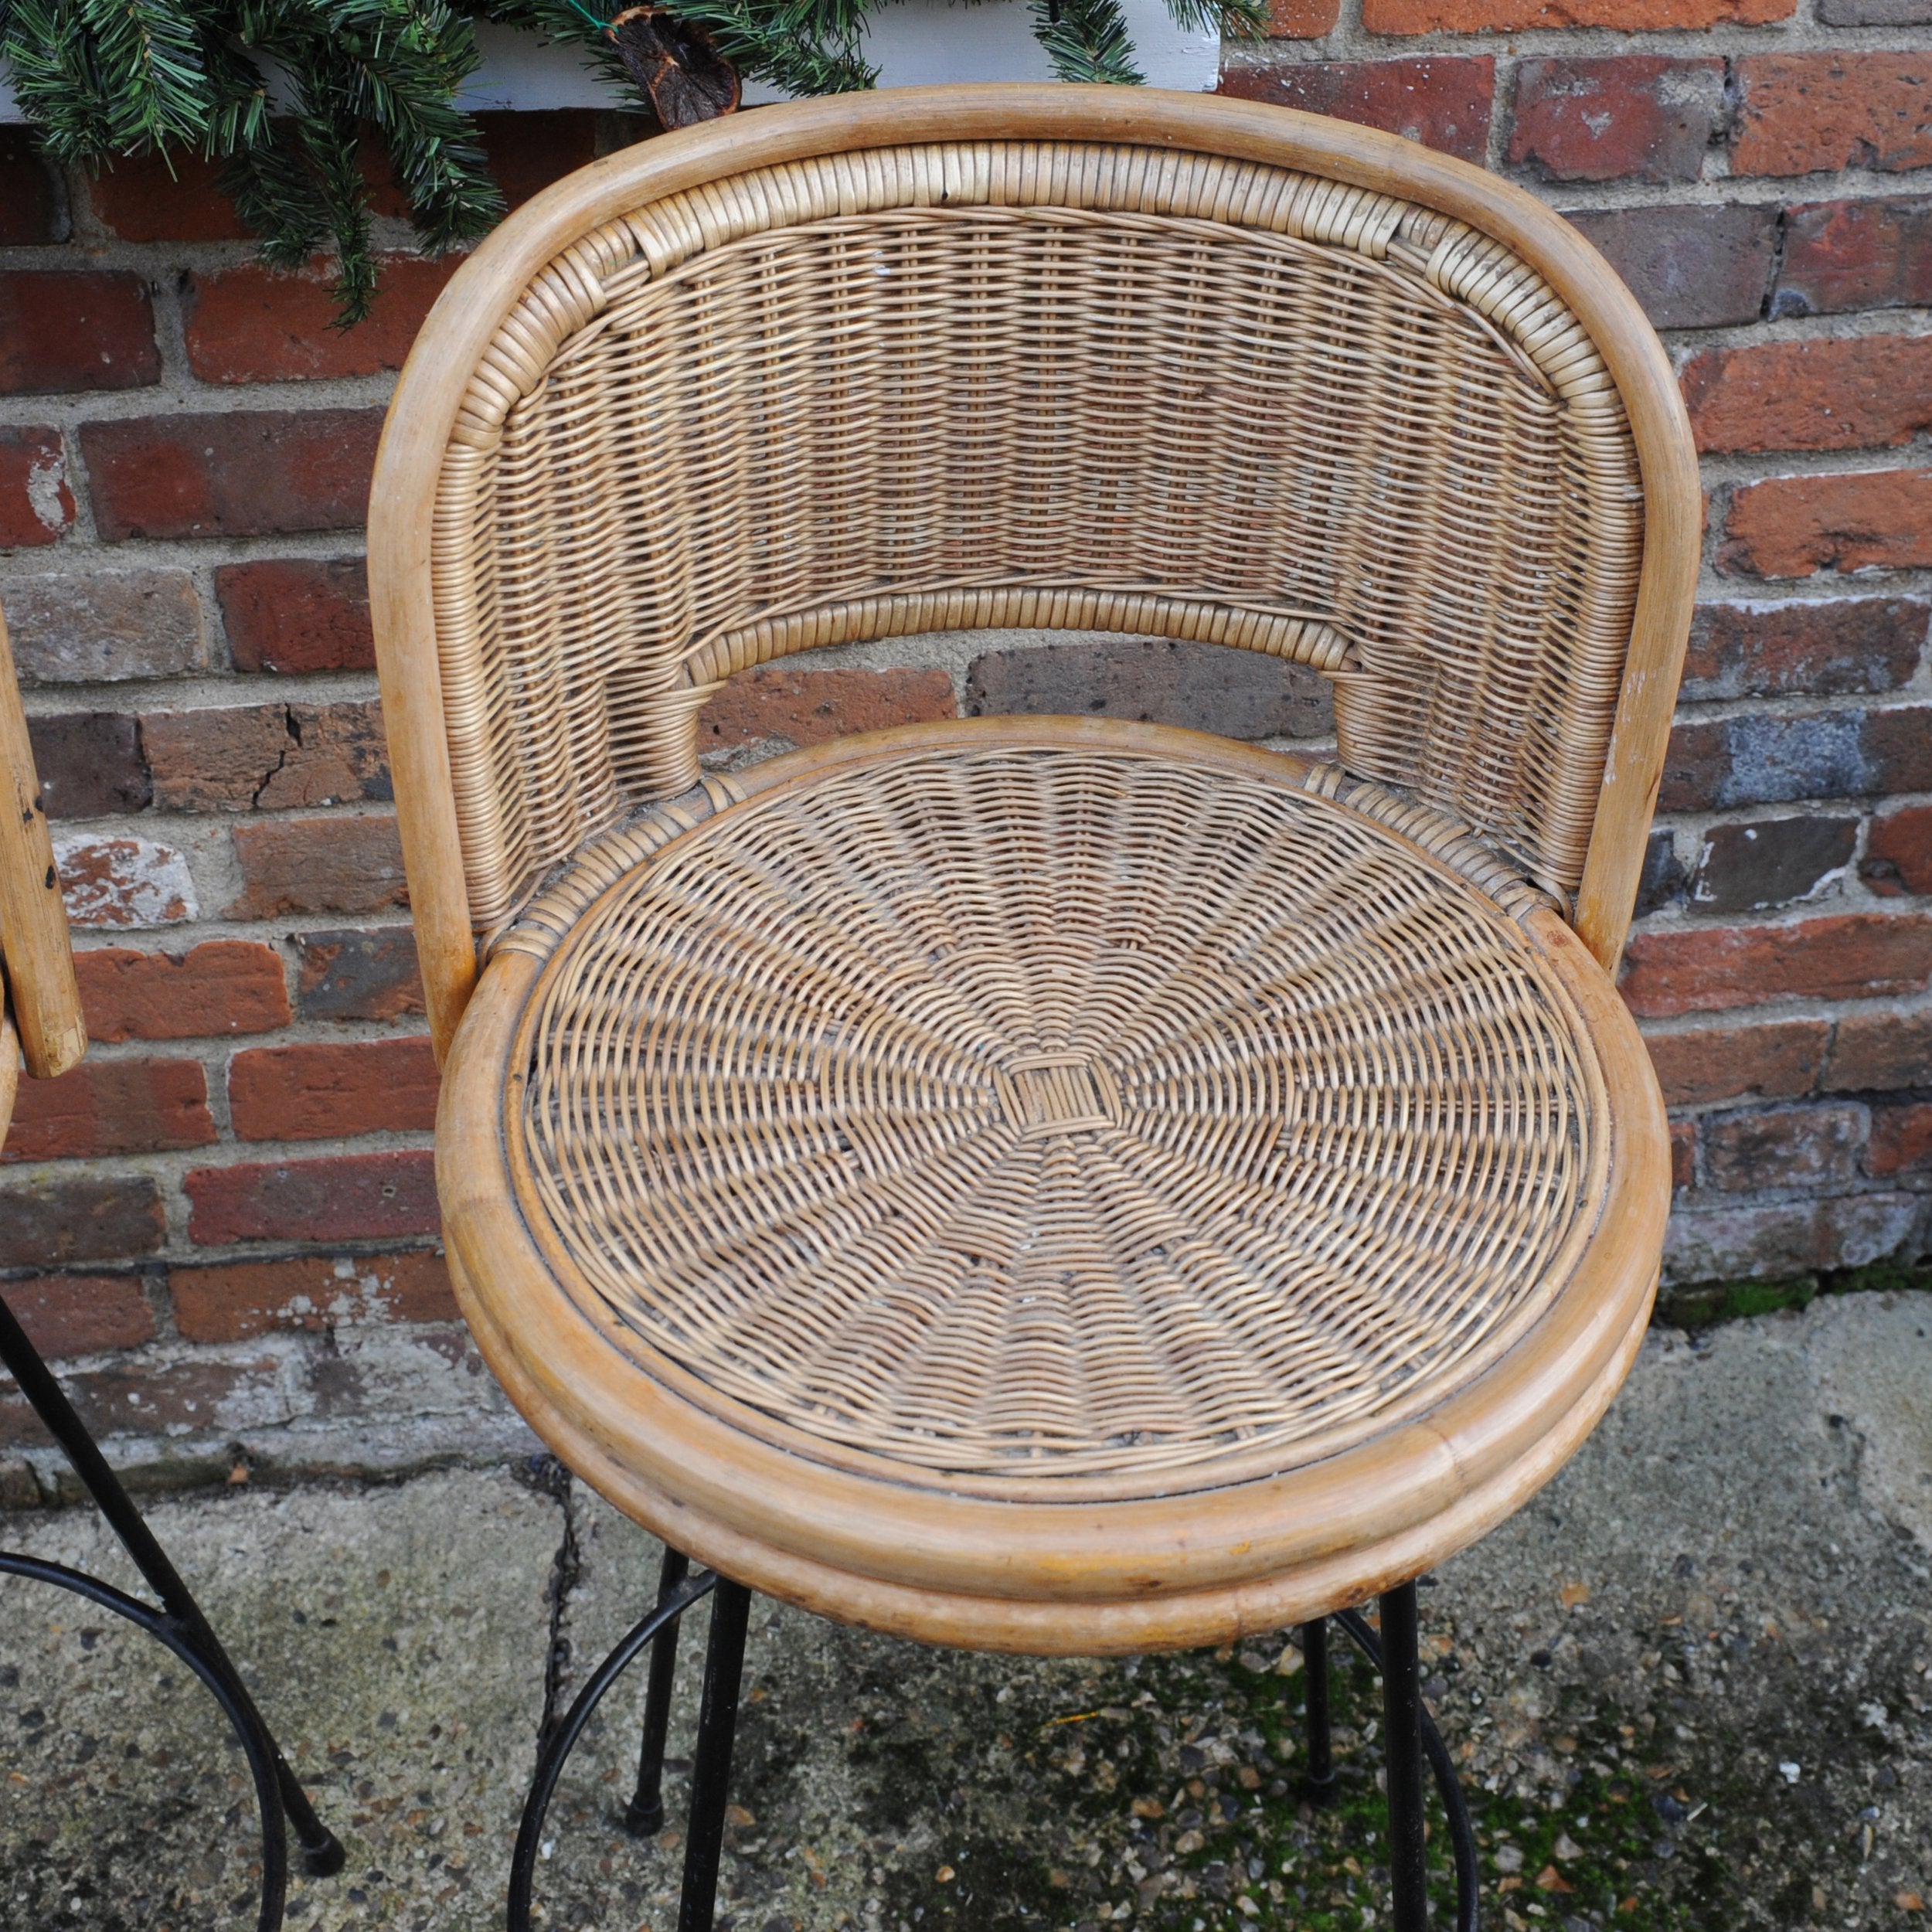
[1656,1256,1932,1335]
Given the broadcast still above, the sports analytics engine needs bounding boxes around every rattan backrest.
[371,88,1699,1058]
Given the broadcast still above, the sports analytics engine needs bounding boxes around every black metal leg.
[626,1545,692,1835]
[677,1577,752,1932]
[0,1290,345,1923]
[1300,1616,1337,1806]
[509,1566,722,1932]
[1379,1583,1430,1932]
[1332,1604,1479,1932]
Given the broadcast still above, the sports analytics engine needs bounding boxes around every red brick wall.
[3,47,1930,1479]
[1225,6,1932,1287]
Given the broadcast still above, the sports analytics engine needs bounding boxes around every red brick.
[0,1175,165,1270]
[1666,1191,1920,1284]
[1869,1101,1932,1178]
[1865,802,1932,898]
[1682,598,1927,701]
[216,559,373,675]
[1219,59,1495,165]
[1682,336,1932,455]
[143,699,389,813]
[1620,912,1932,1017]
[1867,706,1932,794]
[1,1359,277,1450]
[1733,56,1932,179]
[0,271,159,396]
[29,713,151,820]
[56,836,196,929]
[1508,58,1723,185]
[1370,0,1786,29]
[701,665,956,754]
[1691,815,1858,914]
[0,129,68,246]
[294,927,426,1023]
[183,255,462,384]
[966,638,1332,739]
[0,1274,155,1362]
[5,567,207,685]
[1563,203,1776,332]
[1775,196,1932,318]
[185,1151,439,1244]
[75,940,290,1043]
[87,148,251,241]
[1702,1103,1866,1192]
[1267,0,1342,30]
[1669,1120,1696,1190]
[226,815,408,920]
[1825,1009,1932,1091]
[228,1036,440,1142]
[170,1248,457,1342]
[81,409,384,543]
[1720,469,1932,578]
[1,1058,216,1164]
[474,111,602,208]
[0,426,73,548]
[1644,1019,1828,1107]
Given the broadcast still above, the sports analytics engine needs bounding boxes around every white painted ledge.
[0,5,1217,124]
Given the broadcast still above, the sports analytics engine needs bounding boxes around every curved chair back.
[0,597,87,1138]
[371,87,1699,1056]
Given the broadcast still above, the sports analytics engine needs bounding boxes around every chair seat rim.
[437,718,1668,1623]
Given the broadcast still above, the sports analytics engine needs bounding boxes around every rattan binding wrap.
[435,140,1645,933]
[503,728,1606,1500]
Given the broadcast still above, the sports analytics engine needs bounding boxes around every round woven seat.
[440,719,1665,1652]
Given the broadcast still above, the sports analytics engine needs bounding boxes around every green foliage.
[1655,1252,1932,1333]
[1,0,1263,321]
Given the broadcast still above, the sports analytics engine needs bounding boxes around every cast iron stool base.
[510,1558,1479,1932]
[0,1292,345,1932]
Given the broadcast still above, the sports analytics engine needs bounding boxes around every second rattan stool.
[368,84,1699,1930]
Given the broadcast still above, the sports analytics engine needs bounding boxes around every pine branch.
[1028,0,1141,85]
[673,0,875,95]
[4,0,1216,327]
[306,0,503,254]
[1160,0,1264,42]
[0,0,123,159]
[486,0,875,112]
[75,0,213,149]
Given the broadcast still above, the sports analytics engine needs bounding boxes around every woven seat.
[372,88,1697,1658]
[440,716,1664,1651]
[513,728,1594,1493]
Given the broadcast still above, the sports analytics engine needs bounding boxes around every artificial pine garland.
[0,0,1260,322]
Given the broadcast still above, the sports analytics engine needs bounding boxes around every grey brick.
[3,569,207,684]
[1564,203,1777,330]
[965,638,1334,741]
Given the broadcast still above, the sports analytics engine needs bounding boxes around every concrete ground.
[3,1292,1929,1932]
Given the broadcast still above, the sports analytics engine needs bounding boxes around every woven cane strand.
[434,141,1644,930]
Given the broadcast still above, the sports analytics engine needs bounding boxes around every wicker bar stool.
[0,603,344,1928]
[368,84,1697,1930]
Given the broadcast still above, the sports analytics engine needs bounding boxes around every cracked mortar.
[3,1292,1930,1931]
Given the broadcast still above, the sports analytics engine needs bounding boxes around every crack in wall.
[247,705,302,811]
